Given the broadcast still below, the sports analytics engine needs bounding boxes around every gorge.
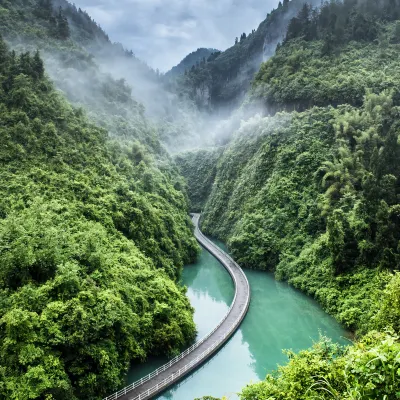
[0,0,399,399]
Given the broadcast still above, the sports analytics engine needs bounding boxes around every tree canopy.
[0,36,198,400]
[179,2,400,398]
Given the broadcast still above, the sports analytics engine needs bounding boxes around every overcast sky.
[72,0,279,72]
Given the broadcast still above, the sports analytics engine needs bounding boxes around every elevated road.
[103,213,251,400]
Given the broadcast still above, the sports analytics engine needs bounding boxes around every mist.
[5,0,314,158]
[41,0,296,156]
[70,0,283,71]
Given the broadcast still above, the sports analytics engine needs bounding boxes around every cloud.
[71,0,280,72]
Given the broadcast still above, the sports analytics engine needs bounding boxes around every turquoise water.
[127,241,350,399]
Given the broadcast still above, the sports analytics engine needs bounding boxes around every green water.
[127,242,350,399]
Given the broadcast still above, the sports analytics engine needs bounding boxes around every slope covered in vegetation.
[2,0,400,399]
[175,148,222,212]
[0,0,168,149]
[165,48,219,79]
[179,0,400,398]
[251,0,400,112]
[169,0,320,112]
[0,37,198,400]
[201,95,400,334]
[194,0,400,335]
[240,330,400,400]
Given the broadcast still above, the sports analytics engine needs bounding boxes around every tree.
[351,12,378,41]
[34,0,53,20]
[286,17,302,40]
[33,50,45,79]
[391,20,400,43]
[375,273,400,332]
[0,38,199,399]
[322,32,335,55]
[0,35,7,65]
[56,8,70,40]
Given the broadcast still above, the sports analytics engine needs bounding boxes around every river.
[126,240,350,399]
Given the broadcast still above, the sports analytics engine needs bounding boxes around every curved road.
[104,214,251,400]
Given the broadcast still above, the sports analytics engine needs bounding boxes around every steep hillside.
[201,99,400,334]
[0,22,198,400]
[2,0,400,399]
[171,0,320,112]
[0,0,172,144]
[1,0,157,78]
[160,0,318,151]
[180,2,400,398]
[165,48,219,79]
[175,148,222,212]
[191,0,400,336]
[240,330,400,400]
[251,0,400,113]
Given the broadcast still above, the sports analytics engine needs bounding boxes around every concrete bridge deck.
[103,214,251,400]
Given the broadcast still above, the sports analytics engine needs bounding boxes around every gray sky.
[72,0,279,72]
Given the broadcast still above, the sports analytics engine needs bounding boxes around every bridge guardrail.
[103,215,250,400]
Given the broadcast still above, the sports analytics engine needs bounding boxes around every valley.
[0,0,399,399]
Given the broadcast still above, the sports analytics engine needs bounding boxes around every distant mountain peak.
[165,48,219,78]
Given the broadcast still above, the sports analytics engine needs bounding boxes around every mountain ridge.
[165,47,219,78]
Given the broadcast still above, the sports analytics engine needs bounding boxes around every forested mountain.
[1,0,400,399]
[177,0,400,398]
[2,0,157,77]
[251,0,400,113]
[160,0,322,151]
[0,1,201,399]
[170,0,320,113]
[0,0,217,153]
[0,0,174,139]
[165,48,219,79]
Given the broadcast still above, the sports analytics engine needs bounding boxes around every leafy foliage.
[167,0,320,111]
[252,2,400,112]
[0,38,199,400]
[240,331,400,400]
[175,148,222,212]
[198,93,400,334]
[177,3,400,398]
[0,0,163,152]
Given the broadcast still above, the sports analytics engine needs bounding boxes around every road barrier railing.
[103,215,250,400]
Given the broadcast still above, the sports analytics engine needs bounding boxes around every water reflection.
[129,242,350,400]
[185,248,235,304]
[126,247,233,384]
[183,248,234,339]
[240,270,350,381]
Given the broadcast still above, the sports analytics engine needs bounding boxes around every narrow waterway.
[127,240,350,399]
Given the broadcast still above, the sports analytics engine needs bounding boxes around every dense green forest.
[175,149,222,212]
[0,9,199,400]
[167,0,320,112]
[178,0,400,398]
[1,0,400,399]
[251,0,400,112]
[164,48,219,79]
[240,330,400,399]
[0,0,211,153]
[0,0,173,149]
